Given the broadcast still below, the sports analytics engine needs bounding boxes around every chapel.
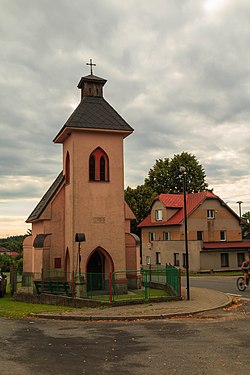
[23,62,140,293]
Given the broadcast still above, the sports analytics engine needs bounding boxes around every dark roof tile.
[53,97,133,141]
[26,172,64,223]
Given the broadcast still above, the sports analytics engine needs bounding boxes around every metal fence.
[17,266,181,303]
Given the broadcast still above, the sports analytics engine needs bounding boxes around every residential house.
[138,191,250,272]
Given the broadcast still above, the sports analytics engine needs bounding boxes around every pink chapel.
[23,65,141,293]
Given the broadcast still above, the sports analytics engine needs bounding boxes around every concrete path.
[35,287,232,321]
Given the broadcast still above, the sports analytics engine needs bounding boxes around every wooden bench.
[34,280,72,296]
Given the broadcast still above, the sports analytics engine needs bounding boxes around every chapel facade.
[23,66,140,293]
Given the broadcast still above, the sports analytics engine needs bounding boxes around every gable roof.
[26,172,64,223]
[138,191,239,228]
[53,96,133,142]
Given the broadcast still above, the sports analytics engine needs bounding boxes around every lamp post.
[236,201,243,218]
[75,233,86,273]
[180,166,190,300]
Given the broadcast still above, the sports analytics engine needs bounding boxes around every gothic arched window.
[100,156,106,181]
[89,155,96,181]
[65,152,70,184]
[89,147,109,182]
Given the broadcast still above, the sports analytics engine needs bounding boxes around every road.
[182,275,250,298]
[1,309,250,375]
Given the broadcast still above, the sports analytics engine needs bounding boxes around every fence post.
[178,268,182,298]
[144,270,148,300]
[71,270,75,298]
[41,268,44,293]
[109,272,113,304]
[10,266,17,296]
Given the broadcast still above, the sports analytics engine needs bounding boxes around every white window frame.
[220,230,227,241]
[163,231,171,241]
[156,252,161,265]
[149,232,156,241]
[207,209,215,219]
[155,209,163,221]
[174,253,180,267]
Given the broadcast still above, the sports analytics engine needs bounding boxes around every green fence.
[18,266,181,303]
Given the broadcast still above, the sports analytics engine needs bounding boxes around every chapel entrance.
[87,250,105,291]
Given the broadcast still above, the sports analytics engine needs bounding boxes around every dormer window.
[155,209,163,221]
[89,147,109,182]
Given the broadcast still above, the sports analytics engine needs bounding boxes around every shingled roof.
[26,172,64,223]
[54,73,133,143]
[138,191,239,228]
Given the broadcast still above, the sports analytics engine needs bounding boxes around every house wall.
[141,195,243,272]
[200,250,249,271]
[142,240,201,272]
[187,199,242,242]
[125,233,140,271]
[48,186,65,270]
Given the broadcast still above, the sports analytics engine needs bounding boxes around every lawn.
[0,294,79,319]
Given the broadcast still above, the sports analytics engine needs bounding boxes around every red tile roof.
[203,241,250,250]
[138,191,237,228]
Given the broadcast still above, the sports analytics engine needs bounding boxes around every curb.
[33,294,233,322]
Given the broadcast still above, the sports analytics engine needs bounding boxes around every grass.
[0,294,79,319]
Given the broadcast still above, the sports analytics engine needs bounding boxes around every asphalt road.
[182,275,250,298]
[1,307,250,375]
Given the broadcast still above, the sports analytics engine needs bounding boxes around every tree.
[125,152,208,235]
[0,253,13,272]
[125,184,157,235]
[241,212,250,239]
[0,235,26,253]
[145,152,208,194]
[144,158,170,195]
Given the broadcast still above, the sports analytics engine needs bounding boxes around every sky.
[0,0,250,237]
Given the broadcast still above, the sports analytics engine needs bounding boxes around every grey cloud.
[1,0,250,232]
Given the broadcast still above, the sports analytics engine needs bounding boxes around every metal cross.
[86,58,96,75]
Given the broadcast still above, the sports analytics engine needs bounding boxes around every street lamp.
[236,201,243,218]
[180,166,190,300]
[75,233,86,273]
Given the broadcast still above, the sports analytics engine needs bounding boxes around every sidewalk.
[35,287,232,321]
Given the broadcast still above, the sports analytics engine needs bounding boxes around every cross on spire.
[86,58,96,75]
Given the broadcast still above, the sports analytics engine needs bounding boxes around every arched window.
[89,147,109,182]
[65,152,70,184]
[100,156,106,181]
[89,155,96,181]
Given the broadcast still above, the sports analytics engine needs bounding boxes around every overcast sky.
[1,0,250,237]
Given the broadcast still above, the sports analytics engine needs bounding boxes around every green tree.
[125,184,156,235]
[125,152,208,236]
[0,253,13,272]
[144,158,170,194]
[0,235,26,253]
[145,152,208,194]
[241,212,250,239]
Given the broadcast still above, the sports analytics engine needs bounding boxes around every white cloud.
[1,0,250,236]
